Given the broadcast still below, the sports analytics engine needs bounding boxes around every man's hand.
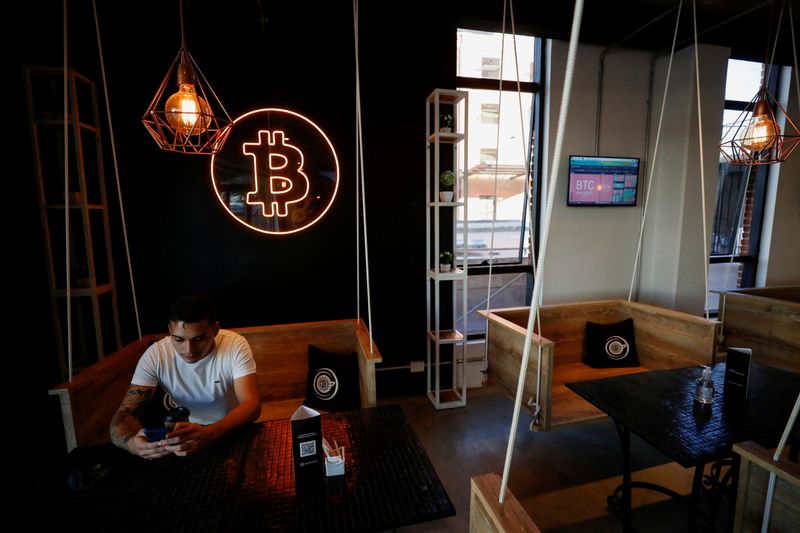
[126,428,173,460]
[162,374,260,457]
[111,384,170,458]
[164,422,218,457]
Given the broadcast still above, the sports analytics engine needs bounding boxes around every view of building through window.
[708,59,766,313]
[455,28,537,336]
[456,29,536,266]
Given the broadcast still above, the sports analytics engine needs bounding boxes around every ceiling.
[459,0,798,66]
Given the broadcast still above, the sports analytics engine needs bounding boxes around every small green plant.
[439,170,455,190]
[439,113,453,129]
[439,251,453,265]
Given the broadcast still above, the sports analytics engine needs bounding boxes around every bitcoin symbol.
[212,108,340,235]
[243,130,309,217]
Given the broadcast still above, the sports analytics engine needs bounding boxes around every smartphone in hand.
[143,428,170,442]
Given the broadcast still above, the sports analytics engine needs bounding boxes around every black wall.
[12,0,462,500]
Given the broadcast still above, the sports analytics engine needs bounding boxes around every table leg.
[689,462,704,532]
[611,420,633,532]
[724,455,740,533]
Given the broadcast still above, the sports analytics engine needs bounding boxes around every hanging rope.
[92,0,142,339]
[628,0,683,302]
[484,0,508,316]
[764,1,785,86]
[499,0,585,504]
[353,0,374,351]
[353,0,360,321]
[64,0,73,381]
[692,0,711,320]
[509,0,544,424]
[791,2,800,112]
[761,392,800,532]
[477,0,545,422]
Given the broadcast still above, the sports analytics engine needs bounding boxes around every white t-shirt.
[131,329,257,425]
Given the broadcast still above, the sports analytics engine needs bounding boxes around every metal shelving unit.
[25,67,121,379]
[425,89,468,409]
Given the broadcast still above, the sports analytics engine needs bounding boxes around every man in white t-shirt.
[110,294,261,460]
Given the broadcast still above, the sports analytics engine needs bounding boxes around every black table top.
[20,405,455,532]
[567,363,800,467]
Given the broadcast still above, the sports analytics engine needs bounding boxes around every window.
[708,59,775,314]
[481,103,499,124]
[479,148,498,163]
[456,29,539,267]
[481,57,500,79]
[456,28,543,336]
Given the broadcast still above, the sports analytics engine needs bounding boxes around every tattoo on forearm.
[110,386,155,448]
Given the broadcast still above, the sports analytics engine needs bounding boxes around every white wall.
[638,44,729,314]
[542,40,730,313]
[541,41,652,304]
[759,67,800,286]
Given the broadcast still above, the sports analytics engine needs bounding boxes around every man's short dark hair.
[168,293,217,324]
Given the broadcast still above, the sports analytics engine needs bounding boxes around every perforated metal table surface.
[567,362,799,468]
[21,405,455,532]
[567,362,799,531]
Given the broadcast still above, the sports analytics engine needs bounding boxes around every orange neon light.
[242,129,310,217]
[211,108,340,235]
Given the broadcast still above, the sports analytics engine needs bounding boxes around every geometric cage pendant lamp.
[719,86,800,166]
[142,0,232,155]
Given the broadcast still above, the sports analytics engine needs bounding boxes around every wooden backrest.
[50,319,381,451]
[49,334,162,449]
[470,473,542,532]
[538,300,628,364]
[623,301,719,368]
[722,287,800,372]
[733,440,800,532]
[482,300,718,368]
[726,286,800,302]
[232,319,363,402]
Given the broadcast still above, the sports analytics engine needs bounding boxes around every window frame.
[453,30,544,338]
[708,62,779,308]
[455,33,544,273]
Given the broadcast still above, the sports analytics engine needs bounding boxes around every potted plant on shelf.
[439,113,453,133]
[439,251,453,272]
[439,170,455,202]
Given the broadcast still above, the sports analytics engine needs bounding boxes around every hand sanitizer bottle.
[694,365,714,405]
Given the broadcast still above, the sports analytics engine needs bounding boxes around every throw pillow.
[584,318,640,368]
[305,345,360,412]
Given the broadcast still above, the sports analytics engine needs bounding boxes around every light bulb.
[165,83,211,135]
[741,100,780,152]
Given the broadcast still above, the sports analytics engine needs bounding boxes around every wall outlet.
[410,360,425,373]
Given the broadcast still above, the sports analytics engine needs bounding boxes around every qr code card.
[299,440,317,458]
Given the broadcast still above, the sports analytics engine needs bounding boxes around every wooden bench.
[733,440,800,532]
[49,318,382,451]
[470,473,541,533]
[480,300,720,431]
[721,286,800,372]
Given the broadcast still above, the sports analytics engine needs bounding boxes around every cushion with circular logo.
[304,345,360,412]
[583,318,640,368]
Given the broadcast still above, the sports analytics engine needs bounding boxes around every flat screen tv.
[567,155,640,206]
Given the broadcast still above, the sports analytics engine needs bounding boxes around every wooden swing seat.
[480,299,720,431]
[721,286,800,372]
[49,318,382,451]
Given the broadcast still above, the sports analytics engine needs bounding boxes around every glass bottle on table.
[694,366,714,405]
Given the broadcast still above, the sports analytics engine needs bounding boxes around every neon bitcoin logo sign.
[211,108,339,235]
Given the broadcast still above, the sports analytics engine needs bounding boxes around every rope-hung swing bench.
[473,0,728,503]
